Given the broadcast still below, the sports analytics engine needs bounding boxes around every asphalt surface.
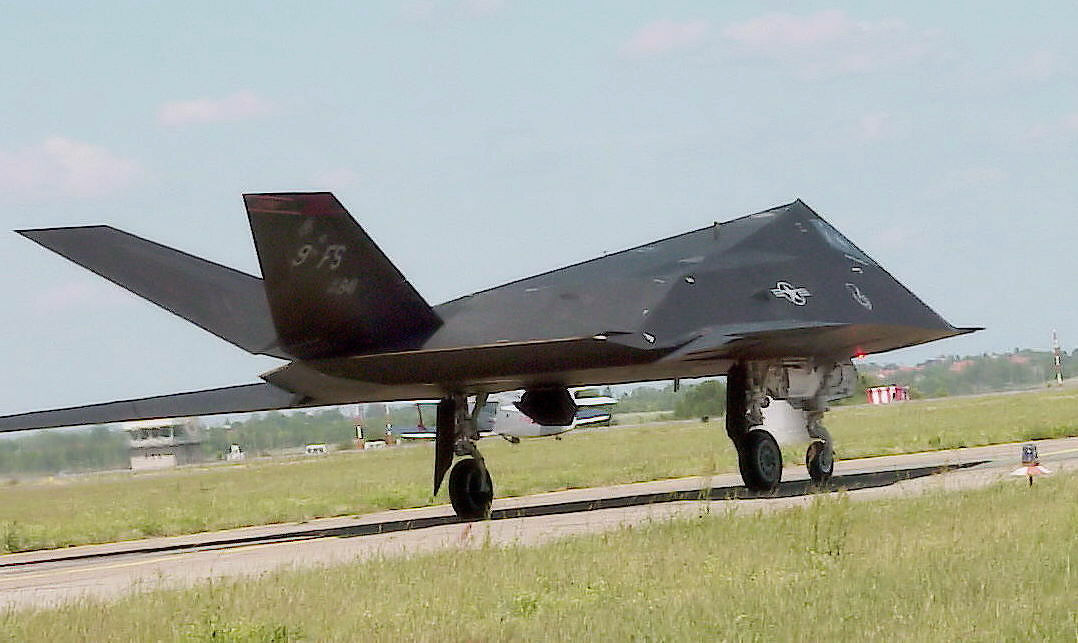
[1,436,1075,610]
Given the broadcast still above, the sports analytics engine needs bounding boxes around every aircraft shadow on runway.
[0,461,986,570]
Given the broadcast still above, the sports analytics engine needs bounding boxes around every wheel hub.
[756,441,781,479]
[817,445,833,473]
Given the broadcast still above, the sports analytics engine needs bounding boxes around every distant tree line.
[863,350,1069,398]
[0,426,128,476]
[0,409,362,476]
[617,379,727,419]
[202,409,356,458]
[616,349,1071,415]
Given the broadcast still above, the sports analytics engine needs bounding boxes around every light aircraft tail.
[243,193,442,359]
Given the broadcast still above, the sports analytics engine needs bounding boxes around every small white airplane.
[391,389,617,443]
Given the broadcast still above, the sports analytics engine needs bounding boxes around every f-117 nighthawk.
[0,194,975,518]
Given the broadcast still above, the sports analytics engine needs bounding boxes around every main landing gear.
[447,456,493,519]
[434,393,494,520]
[736,429,783,490]
[726,360,855,491]
[433,387,577,520]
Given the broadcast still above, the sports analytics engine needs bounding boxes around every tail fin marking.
[243,192,442,359]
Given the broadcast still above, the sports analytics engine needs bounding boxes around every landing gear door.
[823,362,857,402]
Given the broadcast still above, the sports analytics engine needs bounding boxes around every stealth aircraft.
[0,194,976,518]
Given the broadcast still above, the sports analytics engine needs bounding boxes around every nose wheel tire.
[448,457,493,520]
[806,441,834,484]
[737,430,782,492]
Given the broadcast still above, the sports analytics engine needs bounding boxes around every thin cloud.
[157,90,273,126]
[30,281,128,314]
[921,166,1008,201]
[311,168,361,188]
[401,0,506,22]
[856,112,907,142]
[948,167,1007,187]
[722,10,937,77]
[0,137,141,200]
[1009,50,1066,81]
[463,0,504,17]
[621,19,710,58]
[400,1,437,21]
[724,10,856,49]
[1024,112,1078,140]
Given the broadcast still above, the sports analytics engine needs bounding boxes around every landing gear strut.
[434,393,494,520]
[805,421,833,484]
[725,360,855,491]
[726,362,783,491]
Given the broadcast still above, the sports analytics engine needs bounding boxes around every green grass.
[1,470,1074,640]
[0,387,1076,554]
[827,388,1078,457]
[613,410,673,425]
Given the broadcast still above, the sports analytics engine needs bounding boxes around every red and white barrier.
[865,385,910,404]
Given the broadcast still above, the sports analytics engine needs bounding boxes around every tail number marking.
[292,244,347,271]
[318,245,346,270]
[327,277,359,296]
[292,244,313,266]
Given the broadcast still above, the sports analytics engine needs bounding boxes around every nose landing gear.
[805,440,834,484]
[805,420,834,484]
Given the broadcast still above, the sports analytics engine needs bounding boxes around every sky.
[0,1,1075,414]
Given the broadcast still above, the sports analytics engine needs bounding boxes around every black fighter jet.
[0,194,975,518]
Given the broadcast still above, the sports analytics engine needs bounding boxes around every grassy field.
[829,388,1078,456]
[0,387,1076,553]
[1,469,1074,640]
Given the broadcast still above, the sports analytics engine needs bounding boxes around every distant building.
[123,418,204,470]
[866,385,910,405]
[949,360,975,373]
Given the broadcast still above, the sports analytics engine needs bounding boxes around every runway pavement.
[1,436,1075,610]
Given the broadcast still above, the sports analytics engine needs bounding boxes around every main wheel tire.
[448,457,493,520]
[737,430,783,492]
[806,441,834,484]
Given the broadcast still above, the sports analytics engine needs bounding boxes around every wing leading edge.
[0,383,309,433]
[661,321,980,363]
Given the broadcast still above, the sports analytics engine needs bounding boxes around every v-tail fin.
[244,193,442,359]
